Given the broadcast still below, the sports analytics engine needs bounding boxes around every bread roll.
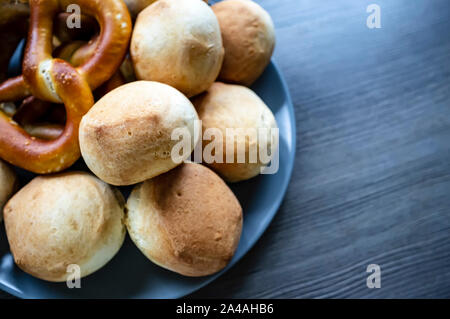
[212,0,275,86]
[0,160,17,221]
[3,172,126,282]
[193,82,278,182]
[130,0,223,97]
[126,162,243,277]
[80,81,200,186]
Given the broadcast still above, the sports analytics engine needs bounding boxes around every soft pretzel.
[22,123,65,140]
[0,61,93,173]
[23,0,132,101]
[0,0,132,173]
[14,36,126,141]
[0,0,131,99]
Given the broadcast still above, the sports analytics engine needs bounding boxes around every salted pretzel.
[0,0,132,173]
[13,37,127,141]
[15,46,127,141]
[16,35,126,141]
[12,17,100,140]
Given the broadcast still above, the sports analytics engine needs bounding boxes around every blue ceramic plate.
[0,61,296,299]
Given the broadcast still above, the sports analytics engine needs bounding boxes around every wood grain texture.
[189,0,450,298]
[1,0,450,299]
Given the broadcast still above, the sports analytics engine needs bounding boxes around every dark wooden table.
[191,0,450,298]
[2,0,450,299]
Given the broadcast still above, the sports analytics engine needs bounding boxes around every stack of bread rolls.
[1,0,278,283]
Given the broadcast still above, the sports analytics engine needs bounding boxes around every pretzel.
[23,123,65,140]
[17,35,126,140]
[24,0,132,100]
[13,36,126,141]
[0,0,132,173]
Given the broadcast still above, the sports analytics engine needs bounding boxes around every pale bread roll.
[130,0,223,98]
[0,160,17,221]
[212,0,275,86]
[126,162,243,277]
[193,82,278,182]
[79,81,200,186]
[3,172,126,282]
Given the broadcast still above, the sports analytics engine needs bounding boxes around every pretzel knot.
[0,0,132,174]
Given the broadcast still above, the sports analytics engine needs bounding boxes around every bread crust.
[131,0,224,97]
[193,82,278,182]
[3,172,126,282]
[212,0,275,86]
[80,81,200,186]
[126,162,243,277]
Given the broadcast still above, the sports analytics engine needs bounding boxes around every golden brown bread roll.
[0,160,17,221]
[130,0,224,98]
[79,81,200,186]
[126,162,243,277]
[193,82,278,182]
[3,172,126,282]
[212,0,275,86]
